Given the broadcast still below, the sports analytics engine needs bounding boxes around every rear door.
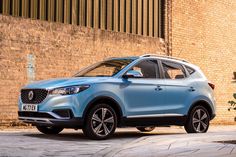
[160,60,193,115]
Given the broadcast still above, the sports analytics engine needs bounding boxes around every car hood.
[23,77,110,89]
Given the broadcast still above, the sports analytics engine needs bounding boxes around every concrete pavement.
[0,125,236,157]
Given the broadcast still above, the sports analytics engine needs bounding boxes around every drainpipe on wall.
[27,54,35,83]
[166,0,172,56]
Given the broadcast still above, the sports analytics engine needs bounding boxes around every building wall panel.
[0,0,163,37]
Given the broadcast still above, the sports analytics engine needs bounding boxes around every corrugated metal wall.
[0,0,165,38]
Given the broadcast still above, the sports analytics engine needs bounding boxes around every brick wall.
[0,15,165,125]
[1,0,236,126]
[171,0,236,124]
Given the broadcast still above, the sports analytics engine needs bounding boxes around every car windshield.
[74,59,134,77]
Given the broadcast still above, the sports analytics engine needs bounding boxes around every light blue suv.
[18,54,216,139]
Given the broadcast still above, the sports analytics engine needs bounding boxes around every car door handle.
[155,85,163,91]
[189,87,195,92]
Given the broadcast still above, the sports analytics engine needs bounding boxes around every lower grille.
[21,89,48,104]
[18,111,55,119]
[52,109,73,118]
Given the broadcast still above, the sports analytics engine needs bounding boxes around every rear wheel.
[184,106,210,133]
[82,103,117,140]
[36,126,63,134]
[136,126,155,132]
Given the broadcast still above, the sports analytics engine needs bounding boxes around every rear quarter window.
[161,61,186,79]
[185,66,195,75]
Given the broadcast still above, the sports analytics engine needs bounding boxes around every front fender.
[85,91,125,113]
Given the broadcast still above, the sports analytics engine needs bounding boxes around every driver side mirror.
[123,70,143,79]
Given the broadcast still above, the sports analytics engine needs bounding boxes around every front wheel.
[36,126,63,134]
[184,106,210,133]
[82,103,117,140]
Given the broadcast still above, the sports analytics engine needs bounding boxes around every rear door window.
[161,61,186,79]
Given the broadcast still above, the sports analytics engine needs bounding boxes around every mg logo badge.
[28,91,34,101]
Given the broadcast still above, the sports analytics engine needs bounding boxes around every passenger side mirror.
[123,70,143,79]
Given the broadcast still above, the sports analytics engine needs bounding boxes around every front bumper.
[18,111,84,128]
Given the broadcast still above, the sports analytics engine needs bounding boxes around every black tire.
[36,126,63,134]
[82,103,117,140]
[136,126,155,132]
[184,105,210,133]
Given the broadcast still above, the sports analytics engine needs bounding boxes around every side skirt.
[120,116,187,127]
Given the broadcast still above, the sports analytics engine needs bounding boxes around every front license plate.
[22,104,38,112]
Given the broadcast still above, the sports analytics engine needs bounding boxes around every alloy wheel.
[91,108,115,137]
[192,108,209,133]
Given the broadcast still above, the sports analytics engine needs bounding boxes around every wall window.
[0,0,165,38]
[0,0,2,14]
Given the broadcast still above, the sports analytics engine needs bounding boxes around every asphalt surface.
[0,125,236,157]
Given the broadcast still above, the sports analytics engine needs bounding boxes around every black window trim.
[182,65,190,78]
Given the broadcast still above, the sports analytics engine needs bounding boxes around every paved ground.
[0,125,236,157]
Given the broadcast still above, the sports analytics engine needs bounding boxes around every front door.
[122,59,166,117]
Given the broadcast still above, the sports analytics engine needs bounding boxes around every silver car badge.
[28,91,34,101]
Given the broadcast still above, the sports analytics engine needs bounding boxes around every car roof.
[106,54,198,70]
[107,54,188,62]
[140,54,189,62]
[138,54,200,69]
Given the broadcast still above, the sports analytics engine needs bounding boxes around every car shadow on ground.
[23,131,185,142]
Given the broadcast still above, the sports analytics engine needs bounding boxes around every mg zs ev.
[18,54,216,140]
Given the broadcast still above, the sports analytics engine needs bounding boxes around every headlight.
[49,85,90,95]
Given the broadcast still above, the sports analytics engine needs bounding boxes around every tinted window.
[162,61,186,79]
[185,66,195,75]
[75,59,133,77]
[130,60,159,78]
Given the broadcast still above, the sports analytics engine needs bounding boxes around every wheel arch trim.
[82,96,124,120]
[188,99,215,120]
